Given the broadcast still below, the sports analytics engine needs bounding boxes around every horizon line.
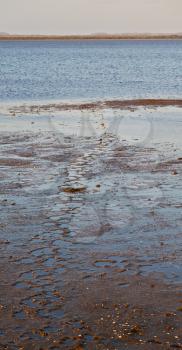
[1,33,182,41]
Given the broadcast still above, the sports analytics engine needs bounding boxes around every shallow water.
[0,107,182,281]
[0,106,182,348]
[1,40,182,102]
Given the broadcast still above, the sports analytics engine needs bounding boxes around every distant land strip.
[1,34,182,41]
[8,99,182,115]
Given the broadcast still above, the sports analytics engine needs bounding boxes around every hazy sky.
[0,0,182,34]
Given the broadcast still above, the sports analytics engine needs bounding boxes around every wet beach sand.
[0,101,182,349]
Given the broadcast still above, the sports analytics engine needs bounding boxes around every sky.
[0,0,182,35]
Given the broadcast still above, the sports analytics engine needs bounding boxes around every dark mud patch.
[6,98,182,116]
[62,187,87,194]
[0,158,33,167]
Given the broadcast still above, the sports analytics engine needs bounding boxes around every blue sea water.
[0,40,182,103]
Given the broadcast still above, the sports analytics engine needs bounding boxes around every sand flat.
[0,105,182,348]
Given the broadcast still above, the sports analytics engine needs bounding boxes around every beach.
[0,101,182,349]
[0,38,182,349]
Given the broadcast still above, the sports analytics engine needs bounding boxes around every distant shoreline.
[1,34,182,41]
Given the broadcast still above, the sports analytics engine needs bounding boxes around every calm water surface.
[0,40,182,103]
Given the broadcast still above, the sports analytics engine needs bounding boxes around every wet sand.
[0,105,182,349]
